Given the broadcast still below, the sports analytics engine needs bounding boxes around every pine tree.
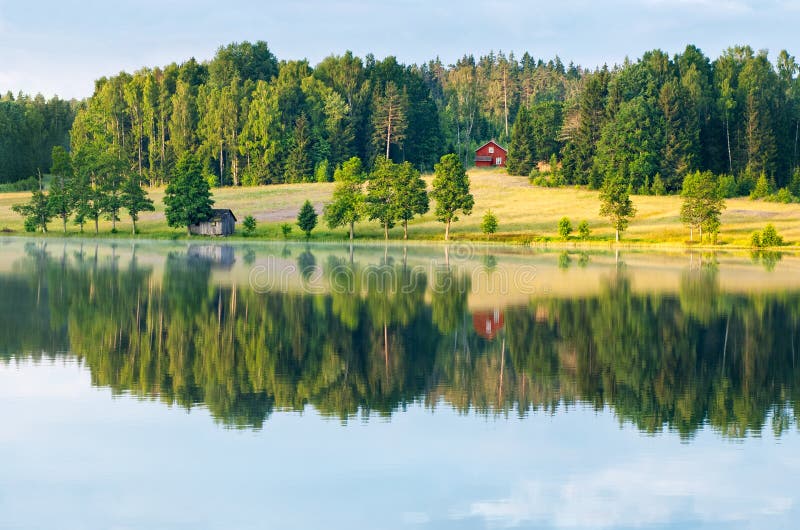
[284,113,314,183]
[506,106,536,176]
[296,200,318,238]
[164,154,214,234]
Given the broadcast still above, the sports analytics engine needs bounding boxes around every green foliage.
[750,172,772,199]
[507,106,537,176]
[242,215,257,236]
[280,223,292,238]
[650,174,666,196]
[315,159,331,183]
[577,220,591,240]
[324,157,366,239]
[431,154,474,240]
[365,158,399,238]
[164,154,215,231]
[717,174,737,198]
[760,224,783,247]
[599,174,636,241]
[481,210,498,237]
[13,188,53,233]
[393,162,429,239]
[558,217,572,240]
[680,171,725,242]
[296,200,318,238]
[769,188,796,203]
[750,231,762,248]
[120,174,155,234]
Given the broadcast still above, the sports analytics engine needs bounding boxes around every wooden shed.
[474,140,507,167]
[189,209,237,236]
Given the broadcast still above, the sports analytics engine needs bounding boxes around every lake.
[1,238,799,529]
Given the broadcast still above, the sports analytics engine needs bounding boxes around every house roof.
[210,209,237,222]
[475,140,507,153]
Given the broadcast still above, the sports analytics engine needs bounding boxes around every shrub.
[242,215,256,236]
[751,224,784,248]
[767,188,796,203]
[760,224,783,247]
[558,217,572,240]
[790,168,800,198]
[481,210,498,237]
[750,172,772,200]
[651,173,666,196]
[315,160,331,183]
[717,175,737,198]
[577,220,591,240]
[280,223,292,239]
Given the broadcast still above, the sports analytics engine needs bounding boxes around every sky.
[1,0,799,99]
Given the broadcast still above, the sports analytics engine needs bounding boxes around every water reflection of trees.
[1,244,799,439]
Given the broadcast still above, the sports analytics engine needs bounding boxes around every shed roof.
[209,209,237,222]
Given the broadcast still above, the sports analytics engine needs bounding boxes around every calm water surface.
[1,238,799,529]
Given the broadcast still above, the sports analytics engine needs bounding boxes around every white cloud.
[458,454,795,528]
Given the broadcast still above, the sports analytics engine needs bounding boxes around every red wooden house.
[474,140,507,168]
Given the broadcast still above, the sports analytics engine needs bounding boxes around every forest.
[3,41,800,198]
[0,93,75,185]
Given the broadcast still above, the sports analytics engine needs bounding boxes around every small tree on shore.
[394,162,429,239]
[164,154,214,234]
[242,215,257,236]
[431,154,474,240]
[297,200,318,239]
[481,210,498,238]
[12,187,52,233]
[578,220,591,240]
[680,171,725,243]
[365,158,398,239]
[121,174,155,235]
[324,157,365,240]
[558,217,572,240]
[48,146,75,233]
[599,174,636,242]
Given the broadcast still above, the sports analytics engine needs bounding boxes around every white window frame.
[488,146,495,154]
[495,157,502,165]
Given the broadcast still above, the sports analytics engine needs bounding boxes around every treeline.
[510,46,800,195]
[3,244,799,438]
[67,41,578,186]
[0,92,75,184]
[10,42,800,196]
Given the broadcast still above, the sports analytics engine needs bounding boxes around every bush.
[558,217,572,240]
[0,176,39,193]
[760,224,783,247]
[769,188,796,204]
[577,220,591,240]
[481,210,498,237]
[750,172,772,200]
[315,160,331,183]
[650,174,666,196]
[717,175,737,198]
[280,223,292,239]
[242,215,256,236]
[751,224,784,248]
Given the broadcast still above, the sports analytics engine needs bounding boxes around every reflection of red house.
[472,309,505,340]
[474,140,507,167]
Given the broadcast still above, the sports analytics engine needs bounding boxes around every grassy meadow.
[1,167,799,248]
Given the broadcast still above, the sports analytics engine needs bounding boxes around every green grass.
[1,167,799,248]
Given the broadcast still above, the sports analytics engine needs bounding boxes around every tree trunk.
[94,218,99,235]
[132,219,137,235]
[699,224,703,243]
[445,219,451,241]
[62,216,67,233]
[219,143,225,186]
[349,221,354,241]
[385,107,392,159]
[403,220,408,240]
[725,114,733,175]
[384,222,389,240]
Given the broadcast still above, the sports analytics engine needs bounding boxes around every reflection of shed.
[472,309,505,340]
[189,209,237,236]
[187,245,236,269]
